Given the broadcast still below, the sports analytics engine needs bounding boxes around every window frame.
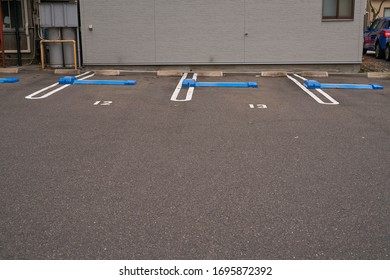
[322,0,355,20]
[384,8,390,18]
[1,0,24,32]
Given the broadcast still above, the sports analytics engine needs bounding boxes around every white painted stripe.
[287,75,339,105]
[185,73,197,101]
[293,74,339,105]
[25,72,94,100]
[170,73,188,102]
[25,82,60,99]
[170,73,197,102]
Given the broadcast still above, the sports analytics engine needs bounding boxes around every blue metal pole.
[58,76,137,86]
[182,79,258,88]
[0,78,20,83]
[304,80,384,90]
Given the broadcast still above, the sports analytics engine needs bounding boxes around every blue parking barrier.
[304,80,384,90]
[182,79,258,88]
[58,76,137,86]
[0,78,20,84]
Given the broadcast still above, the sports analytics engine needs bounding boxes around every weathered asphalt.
[0,72,389,259]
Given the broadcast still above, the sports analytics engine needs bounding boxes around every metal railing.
[40,40,77,70]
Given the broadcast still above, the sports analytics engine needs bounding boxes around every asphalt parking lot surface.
[0,71,389,260]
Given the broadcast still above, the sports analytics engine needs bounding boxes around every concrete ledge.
[196,71,223,77]
[54,69,81,75]
[117,70,156,76]
[301,71,328,78]
[0,68,19,74]
[367,72,390,79]
[158,70,223,77]
[157,71,184,77]
[261,71,287,77]
[94,70,121,76]
[223,72,261,77]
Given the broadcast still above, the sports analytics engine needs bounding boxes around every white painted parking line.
[293,74,339,105]
[25,72,95,100]
[287,74,339,105]
[185,73,197,101]
[170,73,197,102]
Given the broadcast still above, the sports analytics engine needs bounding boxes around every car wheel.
[363,48,367,55]
[385,45,390,61]
[375,43,384,59]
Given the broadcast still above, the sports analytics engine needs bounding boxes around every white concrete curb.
[261,71,287,77]
[367,72,390,79]
[0,68,19,74]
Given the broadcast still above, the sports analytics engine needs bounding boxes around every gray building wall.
[80,0,365,65]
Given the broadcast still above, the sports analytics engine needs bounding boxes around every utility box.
[39,3,78,28]
[39,2,79,68]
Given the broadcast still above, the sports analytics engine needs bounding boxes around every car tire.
[385,44,390,61]
[375,43,384,59]
[363,48,367,55]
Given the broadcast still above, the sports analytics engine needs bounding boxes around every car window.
[376,20,385,30]
[370,19,379,29]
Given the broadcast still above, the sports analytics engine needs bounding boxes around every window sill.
[322,19,354,22]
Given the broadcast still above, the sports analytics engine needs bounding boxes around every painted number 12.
[94,101,112,106]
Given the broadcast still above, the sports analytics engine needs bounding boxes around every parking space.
[0,71,389,260]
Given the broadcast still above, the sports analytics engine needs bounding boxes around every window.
[1,0,23,31]
[375,20,385,30]
[323,0,354,20]
[384,8,390,17]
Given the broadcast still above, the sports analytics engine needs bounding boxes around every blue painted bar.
[58,76,137,86]
[304,80,384,90]
[182,79,258,88]
[0,78,20,84]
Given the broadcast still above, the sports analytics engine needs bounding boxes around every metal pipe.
[13,0,22,65]
[0,2,5,66]
[76,0,83,67]
[40,40,77,70]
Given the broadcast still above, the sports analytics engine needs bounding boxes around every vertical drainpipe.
[0,2,5,67]
[76,0,83,67]
[13,0,22,65]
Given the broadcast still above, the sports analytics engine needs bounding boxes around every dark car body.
[363,17,390,60]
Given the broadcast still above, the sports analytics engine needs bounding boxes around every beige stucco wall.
[367,0,390,23]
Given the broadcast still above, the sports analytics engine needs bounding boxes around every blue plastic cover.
[304,80,321,89]
[58,76,137,86]
[0,78,20,83]
[371,84,385,90]
[304,80,384,90]
[58,76,77,85]
[182,79,196,88]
